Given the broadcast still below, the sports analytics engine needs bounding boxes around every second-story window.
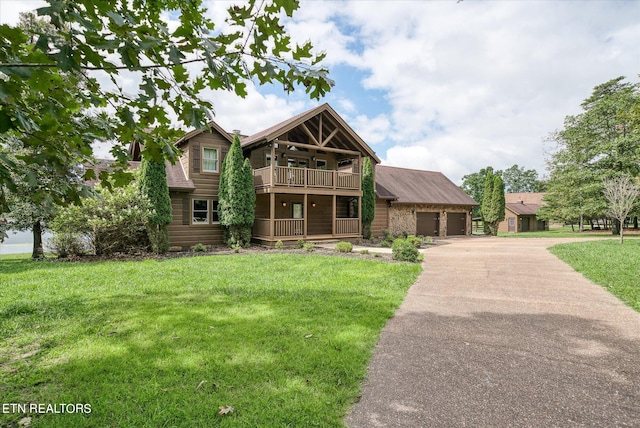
[202,147,219,172]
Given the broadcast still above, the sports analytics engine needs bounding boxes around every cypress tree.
[481,169,494,235]
[488,175,506,236]
[138,157,172,253]
[219,134,255,247]
[361,157,375,239]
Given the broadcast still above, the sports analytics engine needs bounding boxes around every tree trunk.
[579,215,584,232]
[634,216,638,229]
[612,219,620,236]
[32,221,44,260]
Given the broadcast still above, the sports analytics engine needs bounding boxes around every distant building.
[498,193,548,233]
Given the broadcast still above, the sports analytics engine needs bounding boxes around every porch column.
[269,192,275,238]
[303,193,308,238]
[332,194,337,237]
[358,195,362,236]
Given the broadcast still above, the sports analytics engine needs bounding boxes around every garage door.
[416,212,439,236]
[447,213,466,236]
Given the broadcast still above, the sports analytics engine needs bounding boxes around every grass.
[549,240,640,312]
[498,225,640,239]
[0,253,421,427]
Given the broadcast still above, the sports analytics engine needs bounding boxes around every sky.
[1,0,639,184]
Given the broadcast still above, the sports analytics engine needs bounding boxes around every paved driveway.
[346,237,640,427]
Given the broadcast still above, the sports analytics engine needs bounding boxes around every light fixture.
[281,201,287,207]
[311,202,316,208]
[281,152,287,158]
[311,156,316,161]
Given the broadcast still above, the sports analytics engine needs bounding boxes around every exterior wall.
[371,198,390,237]
[168,131,232,248]
[499,210,549,233]
[388,204,473,237]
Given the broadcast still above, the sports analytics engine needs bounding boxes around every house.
[125,103,475,248]
[498,192,548,233]
[372,166,478,238]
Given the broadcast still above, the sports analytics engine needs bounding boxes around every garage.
[417,212,439,236]
[447,213,467,236]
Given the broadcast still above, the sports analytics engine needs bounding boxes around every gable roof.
[174,120,234,147]
[241,103,381,163]
[87,159,195,192]
[375,165,478,206]
[505,193,546,216]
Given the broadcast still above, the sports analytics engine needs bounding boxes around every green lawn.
[549,240,640,312]
[0,253,421,427]
[499,225,640,238]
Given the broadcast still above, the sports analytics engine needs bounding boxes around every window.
[193,199,209,224]
[287,157,297,168]
[292,202,303,219]
[202,147,219,172]
[212,200,219,223]
[265,153,271,167]
[298,159,308,168]
[316,159,327,170]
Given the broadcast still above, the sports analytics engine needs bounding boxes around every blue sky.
[2,0,639,183]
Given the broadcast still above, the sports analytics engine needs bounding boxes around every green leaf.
[0,110,13,132]
[106,11,125,26]
[168,45,185,65]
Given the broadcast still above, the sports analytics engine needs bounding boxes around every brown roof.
[86,159,195,192]
[241,103,381,163]
[506,202,540,216]
[504,193,546,216]
[174,120,234,147]
[375,165,478,206]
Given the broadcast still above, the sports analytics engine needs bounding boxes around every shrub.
[303,242,314,252]
[191,243,207,252]
[335,241,353,253]
[406,235,422,248]
[297,239,305,249]
[392,237,421,263]
[420,235,433,245]
[359,249,369,255]
[47,232,90,258]
[275,240,284,250]
[50,183,151,256]
[380,229,394,247]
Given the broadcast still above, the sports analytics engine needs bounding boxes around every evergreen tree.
[487,175,505,235]
[219,135,255,247]
[361,157,375,239]
[481,168,494,234]
[138,157,172,253]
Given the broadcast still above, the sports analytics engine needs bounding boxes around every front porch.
[252,194,362,243]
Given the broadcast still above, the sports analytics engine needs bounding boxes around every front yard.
[550,239,640,312]
[0,253,421,427]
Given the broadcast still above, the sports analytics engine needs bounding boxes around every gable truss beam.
[320,128,340,147]
[300,123,319,146]
[274,139,361,157]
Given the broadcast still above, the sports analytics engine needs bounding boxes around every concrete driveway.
[346,237,640,427]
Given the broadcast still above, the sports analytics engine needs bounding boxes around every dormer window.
[202,147,219,172]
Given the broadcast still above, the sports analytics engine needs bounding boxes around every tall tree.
[603,175,639,244]
[0,0,333,212]
[481,168,495,234]
[219,135,255,247]
[461,166,497,218]
[361,157,375,239]
[542,76,640,230]
[486,175,506,236]
[502,164,545,193]
[138,157,172,253]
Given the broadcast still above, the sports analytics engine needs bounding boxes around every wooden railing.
[336,218,359,235]
[274,219,304,237]
[253,166,360,191]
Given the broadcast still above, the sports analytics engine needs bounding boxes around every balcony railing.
[253,218,360,238]
[253,166,360,191]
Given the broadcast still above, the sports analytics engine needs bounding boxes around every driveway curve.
[346,237,640,427]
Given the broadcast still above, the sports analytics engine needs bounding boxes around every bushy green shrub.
[359,249,369,255]
[50,183,151,256]
[191,243,207,252]
[303,242,314,252]
[275,240,284,250]
[335,241,353,253]
[380,229,394,247]
[48,231,89,258]
[406,235,422,248]
[297,239,305,249]
[420,235,433,245]
[392,237,422,263]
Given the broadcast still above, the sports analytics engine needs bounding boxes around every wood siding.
[167,130,232,248]
[371,198,389,237]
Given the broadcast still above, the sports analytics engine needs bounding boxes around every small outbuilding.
[498,192,548,233]
[372,166,478,238]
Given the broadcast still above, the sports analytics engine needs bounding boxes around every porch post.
[269,192,275,239]
[358,195,362,236]
[303,193,308,238]
[270,142,276,184]
[332,194,337,237]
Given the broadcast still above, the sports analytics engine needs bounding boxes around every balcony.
[253,218,360,239]
[253,166,360,192]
